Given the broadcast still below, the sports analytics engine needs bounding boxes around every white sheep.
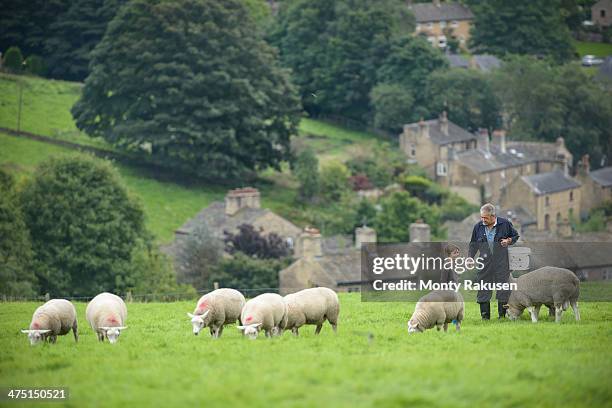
[283,287,339,336]
[21,299,78,345]
[506,266,580,323]
[86,292,128,344]
[407,290,464,333]
[237,293,287,339]
[187,288,246,338]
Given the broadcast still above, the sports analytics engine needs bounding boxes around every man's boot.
[498,302,507,319]
[479,302,490,320]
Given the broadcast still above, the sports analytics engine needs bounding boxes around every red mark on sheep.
[32,322,39,329]
[245,316,253,322]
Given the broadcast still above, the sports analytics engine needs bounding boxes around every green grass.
[0,132,224,242]
[1,294,611,407]
[574,40,612,58]
[0,73,112,150]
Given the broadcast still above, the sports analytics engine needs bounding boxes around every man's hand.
[500,238,512,247]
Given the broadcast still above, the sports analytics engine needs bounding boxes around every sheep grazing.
[283,287,340,336]
[21,299,78,345]
[506,266,580,323]
[237,293,287,339]
[407,291,464,334]
[86,292,128,344]
[187,288,246,338]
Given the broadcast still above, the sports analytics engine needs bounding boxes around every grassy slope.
[1,295,610,407]
[0,73,381,241]
[0,133,224,242]
[574,40,612,57]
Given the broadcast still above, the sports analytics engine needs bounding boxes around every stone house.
[399,112,478,182]
[165,187,301,275]
[500,170,581,232]
[411,0,474,49]
[592,0,612,27]
[575,155,612,217]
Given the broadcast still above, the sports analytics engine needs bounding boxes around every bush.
[224,223,291,259]
[0,169,37,298]
[209,253,291,296]
[3,46,23,72]
[24,55,47,76]
[349,174,373,191]
[20,155,147,297]
[293,148,320,202]
[176,224,223,290]
[370,83,414,133]
[374,191,440,242]
[320,161,350,201]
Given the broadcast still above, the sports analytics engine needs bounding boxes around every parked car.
[582,55,604,66]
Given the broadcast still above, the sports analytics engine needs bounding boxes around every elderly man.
[468,203,519,320]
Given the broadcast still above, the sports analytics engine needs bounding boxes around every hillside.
[0,73,382,242]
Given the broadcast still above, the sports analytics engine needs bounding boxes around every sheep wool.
[507,266,580,323]
[86,292,128,343]
[187,288,246,338]
[283,287,339,336]
[238,293,288,339]
[407,291,464,333]
[22,299,78,345]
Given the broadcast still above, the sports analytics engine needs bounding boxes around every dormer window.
[436,162,447,176]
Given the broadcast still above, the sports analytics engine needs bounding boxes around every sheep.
[506,266,580,323]
[187,288,246,338]
[283,287,340,336]
[407,290,464,333]
[237,293,288,340]
[21,299,78,345]
[86,292,128,344]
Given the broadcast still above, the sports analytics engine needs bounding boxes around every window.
[556,213,561,224]
[416,23,421,31]
[428,22,433,29]
[601,10,606,18]
[569,191,573,202]
[501,170,506,179]
[451,20,458,28]
[545,196,550,206]
[436,161,447,176]
[604,270,612,280]
[485,175,490,183]
[544,214,550,230]
[440,21,446,28]
[410,143,416,157]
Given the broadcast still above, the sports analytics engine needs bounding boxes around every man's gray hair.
[480,203,496,216]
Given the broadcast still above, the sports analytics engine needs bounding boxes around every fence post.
[126,291,133,303]
[44,293,50,301]
[213,281,219,290]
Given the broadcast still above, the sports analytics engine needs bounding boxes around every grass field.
[574,40,612,58]
[1,294,611,407]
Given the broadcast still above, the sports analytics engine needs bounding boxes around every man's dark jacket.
[468,217,519,302]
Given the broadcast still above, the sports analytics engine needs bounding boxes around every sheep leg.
[571,301,580,321]
[534,304,541,319]
[217,325,224,338]
[50,335,57,344]
[315,324,323,335]
[443,322,448,332]
[292,327,299,336]
[265,330,272,338]
[72,321,79,343]
[527,306,538,323]
[331,322,338,334]
[555,305,564,323]
[97,331,104,342]
[455,321,461,332]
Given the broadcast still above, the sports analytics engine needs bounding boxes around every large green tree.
[44,0,127,81]
[468,0,575,62]
[494,56,612,168]
[72,0,301,180]
[270,0,415,123]
[20,156,147,297]
[426,68,501,132]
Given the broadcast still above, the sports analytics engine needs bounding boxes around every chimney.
[439,111,449,137]
[294,227,322,259]
[433,0,441,7]
[224,187,261,216]
[477,128,490,154]
[409,219,431,242]
[418,118,429,139]
[355,226,377,249]
[493,129,506,154]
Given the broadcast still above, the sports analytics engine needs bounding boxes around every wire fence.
[0,287,288,303]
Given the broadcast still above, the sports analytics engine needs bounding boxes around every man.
[468,203,519,320]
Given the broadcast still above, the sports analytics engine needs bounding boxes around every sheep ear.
[201,310,210,319]
[116,326,127,330]
[39,329,51,334]
[253,323,262,328]
[99,326,110,330]
[187,312,195,318]
[21,330,32,334]
[236,325,245,330]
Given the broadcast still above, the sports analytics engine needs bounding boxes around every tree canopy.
[19,155,147,297]
[72,0,301,180]
[468,0,575,62]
